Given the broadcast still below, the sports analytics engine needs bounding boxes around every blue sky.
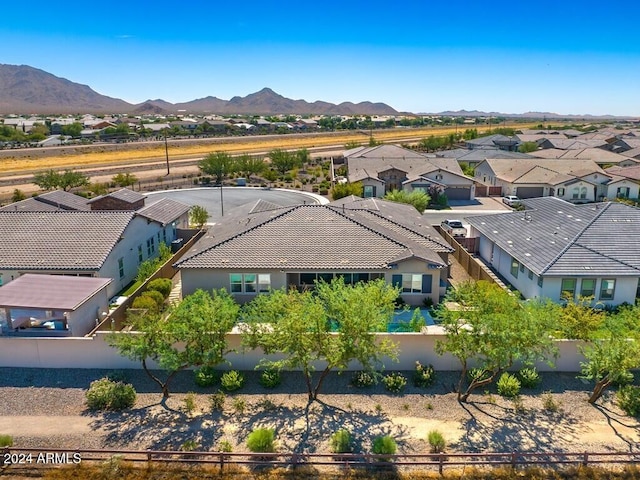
[2,0,639,116]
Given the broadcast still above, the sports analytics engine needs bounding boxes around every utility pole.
[163,128,170,175]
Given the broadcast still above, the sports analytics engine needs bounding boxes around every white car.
[441,219,466,237]
[503,195,521,207]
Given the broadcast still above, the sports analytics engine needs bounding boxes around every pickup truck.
[441,219,466,237]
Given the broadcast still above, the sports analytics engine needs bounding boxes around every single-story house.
[436,148,533,167]
[464,134,519,151]
[466,197,640,306]
[532,148,633,166]
[345,145,475,201]
[0,274,111,337]
[474,158,610,202]
[176,197,454,306]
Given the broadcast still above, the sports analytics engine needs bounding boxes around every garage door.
[516,187,544,198]
[445,187,471,200]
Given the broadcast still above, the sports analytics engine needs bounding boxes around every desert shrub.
[330,429,353,454]
[146,278,173,298]
[617,385,640,417]
[427,430,446,453]
[140,290,165,309]
[210,391,226,412]
[130,295,158,312]
[194,366,218,387]
[518,367,541,388]
[247,428,275,453]
[232,397,246,414]
[497,373,521,398]
[220,370,245,392]
[382,372,407,393]
[218,440,233,452]
[86,377,136,411]
[468,368,491,383]
[541,391,560,412]
[0,434,13,447]
[413,361,435,388]
[351,370,376,388]
[183,392,196,415]
[181,439,199,451]
[372,435,397,461]
[259,369,281,389]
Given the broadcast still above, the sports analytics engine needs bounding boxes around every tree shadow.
[454,399,583,453]
[592,401,640,452]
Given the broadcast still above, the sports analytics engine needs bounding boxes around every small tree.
[384,189,430,213]
[112,172,138,188]
[435,281,557,402]
[330,182,363,200]
[269,149,298,175]
[11,189,26,202]
[580,336,640,404]
[33,169,61,190]
[199,152,235,184]
[109,289,239,398]
[59,169,90,191]
[242,278,399,401]
[190,205,209,228]
[518,141,539,153]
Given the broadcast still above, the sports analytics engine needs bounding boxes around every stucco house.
[176,197,454,306]
[466,197,640,306]
[0,274,111,337]
[345,145,475,201]
[0,190,190,298]
[474,158,610,201]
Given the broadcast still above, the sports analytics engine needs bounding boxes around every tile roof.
[0,198,61,212]
[466,197,640,277]
[0,211,135,270]
[437,148,533,161]
[605,165,640,181]
[88,188,146,205]
[0,191,91,212]
[533,148,629,164]
[0,274,111,310]
[177,203,452,271]
[480,158,604,183]
[137,197,190,226]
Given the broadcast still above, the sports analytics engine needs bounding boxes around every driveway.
[146,187,327,224]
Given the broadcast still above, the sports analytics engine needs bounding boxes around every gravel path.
[1,368,638,455]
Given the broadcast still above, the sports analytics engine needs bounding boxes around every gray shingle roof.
[0,211,135,270]
[466,197,640,276]
[137,198,190,226]
[37,190,91,211]
[88,188,145,205]
[177,203,452,270]
[0,198,62,212]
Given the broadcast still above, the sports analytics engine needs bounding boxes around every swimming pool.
[388,308,435,332]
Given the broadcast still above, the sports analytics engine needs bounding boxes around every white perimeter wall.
[0,331,587,372]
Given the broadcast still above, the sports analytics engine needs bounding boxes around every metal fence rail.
[3,447,640,474]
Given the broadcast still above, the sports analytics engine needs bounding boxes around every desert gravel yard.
[0,368,639,455]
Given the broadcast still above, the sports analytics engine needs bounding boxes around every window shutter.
[421,275,432,294]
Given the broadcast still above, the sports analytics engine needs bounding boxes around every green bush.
[351,370,376,388]
[541,391,560,412]
[183,392,196,415]
[497,372,521,398]
[210,391,226,412]
[194,366,219,387]
[413,361,435,388]
[259,369,281,389]
[330,429,353,454]
[85,377,136,411]
[130,295,159,312]
[468,368,491,383]
[220,370,245,392]
[382,372,407,393]
[427,430,446,453]
[140,290,165,309]
[218,440,233,452]
[0,434,13,447]
[518,367,541,388]
[372,435,397,461]
[147,278,173,298]
[246,428,275,453]
[617,385,640,417]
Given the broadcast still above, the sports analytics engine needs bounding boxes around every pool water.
[388,308,435,332]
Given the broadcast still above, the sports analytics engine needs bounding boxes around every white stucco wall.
[67,287,110,337]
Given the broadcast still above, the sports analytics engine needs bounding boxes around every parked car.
[503,195,521,207]
[441,219,466,237]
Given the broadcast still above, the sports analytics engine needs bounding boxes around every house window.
[118,258,125,279]
[510,258,519,278]
[519,263,525,273]
[561,278,577,299]
[391,274,432,294]
[138,245,143,264]
[363,185,376,198]
[163,228,167,244]
[435,174,443,181]
[580,279,596,298]
[557,188,565,196]
[599,279,616,301]
[580,187,587,199]
[617,187,630,198]
[528,270,533,280]
[230,273,271,293]
[537,276,543,287]
[636,279,640,299]
[572,187,580,199]
[147,237,155,256]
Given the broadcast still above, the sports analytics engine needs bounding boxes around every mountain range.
[0,64,398,115]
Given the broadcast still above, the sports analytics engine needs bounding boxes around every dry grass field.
[0,124,538,176]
